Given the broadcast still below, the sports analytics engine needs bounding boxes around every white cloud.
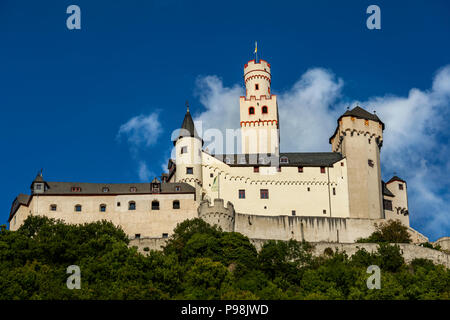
[277,68,343,151]
[138,161,153,182]
[192,66,450,240]
[360,65,450,239]
[117,112,162,150]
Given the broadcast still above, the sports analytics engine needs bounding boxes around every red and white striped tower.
[239,59,280,155]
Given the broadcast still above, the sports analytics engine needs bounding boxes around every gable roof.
[8,194,31,222]
[212,152,343,167]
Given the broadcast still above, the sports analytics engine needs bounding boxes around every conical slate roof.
[173,107,203,145]
[341,106,383,124]
[329,106,385,143]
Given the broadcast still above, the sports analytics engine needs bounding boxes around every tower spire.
[185,100,189,113]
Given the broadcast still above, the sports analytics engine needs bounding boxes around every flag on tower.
[211,176,218,192]
[254,41,257,54]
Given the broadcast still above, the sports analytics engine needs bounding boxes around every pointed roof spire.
[173,101,203,145]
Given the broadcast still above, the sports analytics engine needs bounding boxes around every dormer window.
[71,187,81,192]
[102,187,109,193]
[225,158,231,164]
[175,185,181,191]
[35,184,42,190]
[280,156,289,164]
[130,187,137,192]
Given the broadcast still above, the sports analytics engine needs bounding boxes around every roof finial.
[185,100,189,113]
[346,106,349,110]
[373,110,376,114]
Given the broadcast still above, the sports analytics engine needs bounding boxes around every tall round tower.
[329,106,384,220]
[174,106,203,200]
[240,59,280,155]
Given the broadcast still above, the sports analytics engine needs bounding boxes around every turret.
[240,59,280,155]
[329,106,384,220]
[30,171,47,194]
[174,104,203,199]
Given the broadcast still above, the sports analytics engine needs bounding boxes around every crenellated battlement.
[198,198,235,232]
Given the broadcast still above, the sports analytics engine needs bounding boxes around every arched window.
[152,200,160,210]
[128,201,136,210]
[262,106,268,114]
[249,107,255,115]
[100,204,106,212]
[75,204,82,212]
[173,200,180,209]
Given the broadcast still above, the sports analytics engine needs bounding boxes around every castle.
[8,57,429,244]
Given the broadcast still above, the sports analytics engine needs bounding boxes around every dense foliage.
[356,219,411,243]
[0,216,448,300]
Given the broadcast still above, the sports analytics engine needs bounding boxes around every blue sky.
[1,0,449,240]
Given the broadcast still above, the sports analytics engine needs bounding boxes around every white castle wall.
[201,152,350,218]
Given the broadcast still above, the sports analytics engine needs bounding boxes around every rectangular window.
[255,84,259,90]
[239,190,245,199]
[399,184,404,190]
[117,202,121,207]
[292,210,296,216]
[186,167,193,174]
[135,234,141,239]
[333,188,336,195]
[298,166,303,173]
[368,159,374,167]
[323,209,327,214]
[383,199,393,211]
[36,184,42,190]
[320,167,326,174]
[181,146,187,154]
[260,189,269,199]
[253,166,259,173]
[162,233,168,238]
